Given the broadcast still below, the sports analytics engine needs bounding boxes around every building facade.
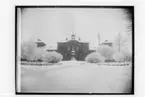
[35,33,95,61]
[57,33,95,61]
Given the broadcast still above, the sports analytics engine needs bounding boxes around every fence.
[21,61,62,66]
[21,61,131,66]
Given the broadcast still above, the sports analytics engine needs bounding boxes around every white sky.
[21,8,128,47]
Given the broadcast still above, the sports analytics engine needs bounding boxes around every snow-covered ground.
[20,61,132,93]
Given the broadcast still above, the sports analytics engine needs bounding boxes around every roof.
[45,45,57,50]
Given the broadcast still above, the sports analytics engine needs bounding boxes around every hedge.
[85,52,105,63]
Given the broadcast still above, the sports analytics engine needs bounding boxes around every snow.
[20,61,132,93]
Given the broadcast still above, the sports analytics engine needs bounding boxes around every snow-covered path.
[21,61,132,93]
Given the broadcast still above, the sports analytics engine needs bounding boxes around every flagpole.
[97,32,100,46]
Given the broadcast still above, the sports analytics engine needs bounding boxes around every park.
[18,37,132,93]
[20,61,132,93]
[17,7,133,94]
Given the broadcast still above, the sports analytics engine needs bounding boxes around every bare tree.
[113,32,132,53]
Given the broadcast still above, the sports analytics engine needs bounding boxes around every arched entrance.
[66,40,81,60]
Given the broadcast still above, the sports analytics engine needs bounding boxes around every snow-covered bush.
[105,58,116,62]
[42,51,63,63]
[85,52,105,63]
[21,40,45,62]
[21,40,37,61]
[113,51,132,62]
[121,50,132,62]
[96,45,115,61]
[113,52,124,62]
[33,48,45,62]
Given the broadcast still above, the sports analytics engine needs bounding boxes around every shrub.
[96,45,115,61]
[21,40,37,61]
[113,51,132,62]
[33,48,45,62]
[122,50,132,62]
[37,59,43,62]
[105,58,116,62]
[113,52,124,62]
[42,51,63,63]
[85,52,105,63]
[21,40,45,62]
[21,58,28,61]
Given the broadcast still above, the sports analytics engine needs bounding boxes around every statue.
[71,47,76,60]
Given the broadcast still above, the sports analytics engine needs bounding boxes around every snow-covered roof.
[89,45,97,50]
[45,45,57,50]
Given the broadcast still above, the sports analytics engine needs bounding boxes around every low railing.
[97,62,130,66]
[21,61,62,66]
[20,61,131,66]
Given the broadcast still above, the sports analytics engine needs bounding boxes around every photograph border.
[15,5,134,95]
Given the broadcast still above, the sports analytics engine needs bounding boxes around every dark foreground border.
[16,92,133,95]
[15,5,134,95]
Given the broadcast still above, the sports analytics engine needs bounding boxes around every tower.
[71,32,76,40]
